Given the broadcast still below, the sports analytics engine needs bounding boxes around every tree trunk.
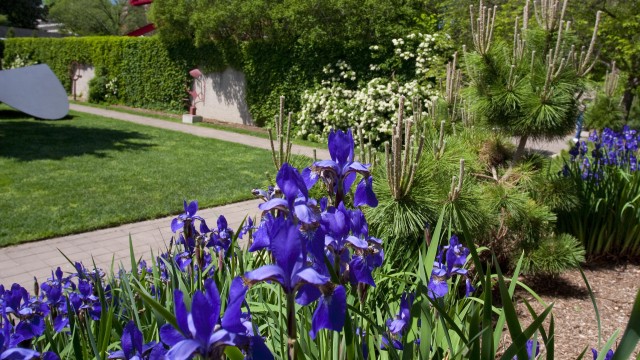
[622,74,639,122]
[512,134,529,164]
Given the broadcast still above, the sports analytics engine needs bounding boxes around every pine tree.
[463,0,601,167]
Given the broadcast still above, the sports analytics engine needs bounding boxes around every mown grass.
[0,106,274,246]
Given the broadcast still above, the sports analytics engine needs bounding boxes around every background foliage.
[0,0,46,29]
[2,37,221,112]
[46,0,148,36]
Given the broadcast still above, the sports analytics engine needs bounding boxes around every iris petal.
[309,285,346,339]
[222,278,248,333]
[295,268,329,286]
[173,290,190,336]
[268,218,302,280]
[191,292,215,346]
[159,324,185,347]
[245,265,287,287]
[354,177,378,207]
[295,284,322,306]
[166,339,201,360]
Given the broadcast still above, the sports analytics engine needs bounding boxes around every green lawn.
[0,106,275,246]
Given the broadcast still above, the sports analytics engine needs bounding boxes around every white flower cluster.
[5,55,38,69]
[297,33,448,145]
[105,77,119,99]
[297,75,436,145]
[322,60,356,84]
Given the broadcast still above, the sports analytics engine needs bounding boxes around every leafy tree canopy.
[0,0,46,29]
[47,0,147,36]
[151,0,432,48]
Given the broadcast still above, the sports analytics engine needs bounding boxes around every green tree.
[584,1,640,122]
[0,0,46,29]
[148,0,195,43]
[464,0,601,165]
[47,0,147,36]
[150,0,434,126]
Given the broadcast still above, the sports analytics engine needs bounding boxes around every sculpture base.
[182,114,202,124]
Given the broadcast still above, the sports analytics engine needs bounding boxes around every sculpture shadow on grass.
[0,111,154,161]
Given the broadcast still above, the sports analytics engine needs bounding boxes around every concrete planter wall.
[73,66,253,125]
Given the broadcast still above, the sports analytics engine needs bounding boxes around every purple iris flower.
[579,140,588,156]
[591,348,614,360]
[243,216,347,338]
[109,321,166,360]
[238,216,255,239]
[73,262,105,281]
[248,214,274,252]
[42,267,75,291]
[69,280,101,320]
[159,278,266,359]
[387,293,413,335]
[171,200,210,252]
[171,200,209,234]
[0,311,53,360]
[427,235,472,299]
[444,235,470,270]
[244,217,329,294]
[381,293,414,351]
[512,339,540,359]
[173,252,192,272]
[0,284,48,347]
[581,158,591,180]
[206,215,234,252]
[569,142,580,160]
[302,129,378,207]
[320,203,383,286]
[258,163,320,225]
[348,239,384,287]
[40,282,68,332]
[381,337,403,351]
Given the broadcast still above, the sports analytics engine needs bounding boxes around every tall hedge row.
[2,37,223,112]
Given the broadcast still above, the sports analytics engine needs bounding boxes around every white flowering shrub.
[105,77,119,100]
[296,33,452,145]
[4,55,38,69]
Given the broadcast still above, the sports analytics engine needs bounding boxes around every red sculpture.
[188,69,205,115]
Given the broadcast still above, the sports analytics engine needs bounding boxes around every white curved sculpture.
[0,64,69,120]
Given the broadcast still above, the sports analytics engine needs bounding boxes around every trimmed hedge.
[0,40,4,69]
[2,37,224,112]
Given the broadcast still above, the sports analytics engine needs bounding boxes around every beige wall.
[72,64,94,101]
[191,68,253,125]
[74,66,253,125]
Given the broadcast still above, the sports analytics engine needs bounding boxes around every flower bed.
[1,131,638,359]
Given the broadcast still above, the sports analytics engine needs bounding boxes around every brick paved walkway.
[0,105,329,287]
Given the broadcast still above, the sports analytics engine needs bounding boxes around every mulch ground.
[510,260,640,359]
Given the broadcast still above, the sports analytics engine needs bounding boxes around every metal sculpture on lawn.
[0,64,70,120]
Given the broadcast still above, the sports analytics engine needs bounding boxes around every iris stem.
[286,293,297,360]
